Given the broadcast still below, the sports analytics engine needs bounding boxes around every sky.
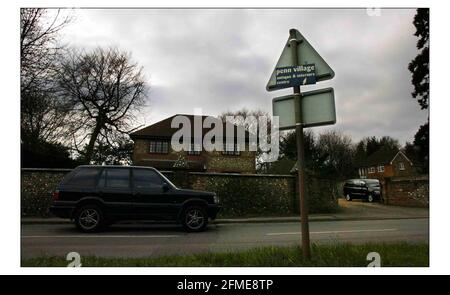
[60,8,429,145]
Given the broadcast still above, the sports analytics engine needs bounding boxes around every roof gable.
[129,114,251,140]
[390,150,414,165]
[359,148,399,167]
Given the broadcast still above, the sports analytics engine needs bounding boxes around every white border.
[2,0,448,275]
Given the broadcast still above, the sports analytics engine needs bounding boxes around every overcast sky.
[60,8,429,145]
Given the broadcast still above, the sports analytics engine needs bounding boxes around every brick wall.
[391,153,417,177]
[133,138,256,173]
[383,175,429,207]
[133,139,180,164]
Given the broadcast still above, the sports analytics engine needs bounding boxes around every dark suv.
[343,179,381,203]
[50,165,221,232]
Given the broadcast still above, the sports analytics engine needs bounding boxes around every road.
[21,218,429,259]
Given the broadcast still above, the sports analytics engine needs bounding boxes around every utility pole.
[289,28,311,259]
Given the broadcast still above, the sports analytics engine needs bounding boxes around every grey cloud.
[60,8,428,145]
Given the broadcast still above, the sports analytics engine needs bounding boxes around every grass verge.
[22,242,428,267]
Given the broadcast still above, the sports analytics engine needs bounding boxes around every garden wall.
[382,175,429,207]
[21,168,339,217]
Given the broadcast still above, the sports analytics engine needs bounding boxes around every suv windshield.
[156,170,177,188]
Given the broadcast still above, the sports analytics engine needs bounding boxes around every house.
[129,114,256,174]
[358,149,418,180]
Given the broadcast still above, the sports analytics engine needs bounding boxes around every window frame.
[149,140,169,154]
[399,162,405,171]
[99,168,131,189]
[64,167,102,188]
[377,165,385,173]
[131,168,166,190]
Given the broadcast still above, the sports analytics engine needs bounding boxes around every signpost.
[266,29,335,91]
[267,28,336,259]
[275,64,317,88]
[273,88,336,130]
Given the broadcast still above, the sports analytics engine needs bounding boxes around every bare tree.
[219,108,272,171]
[20,9,73,147]
[57,47,148,163]
[89,132,134,165]
[21,9,72,89]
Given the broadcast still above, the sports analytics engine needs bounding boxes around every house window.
[187,143,201,155]
[368,167,375,174]
[377,165,385,173]
[222,143,240,156]
[149,140,169,154]
[399,162,405,171]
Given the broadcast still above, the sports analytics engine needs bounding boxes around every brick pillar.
[382,178,390,205]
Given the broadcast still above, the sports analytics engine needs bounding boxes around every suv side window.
[99,168,130,189]
[66,168,101,187]
[133,169,165,190]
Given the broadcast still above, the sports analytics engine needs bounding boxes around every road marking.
[266,228,398,236]
[22,235,180,238]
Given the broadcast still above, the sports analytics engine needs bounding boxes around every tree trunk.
[84,120,103,164]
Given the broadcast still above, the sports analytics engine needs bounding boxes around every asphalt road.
[21,218,429,259]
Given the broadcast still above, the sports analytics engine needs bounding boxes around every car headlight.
[213,195,219,204]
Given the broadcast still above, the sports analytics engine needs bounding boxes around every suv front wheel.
[182,205,208,232]
[75,205,104,233]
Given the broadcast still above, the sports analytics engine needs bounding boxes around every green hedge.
[21,169,338,217]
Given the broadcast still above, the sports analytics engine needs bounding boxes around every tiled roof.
[360,148,399,167]
[130,114,250,140]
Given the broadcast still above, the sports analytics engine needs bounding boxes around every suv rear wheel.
[75,205,104,233]
[345,194,352,201]
[367,194,374,203]
[182,205,208,232]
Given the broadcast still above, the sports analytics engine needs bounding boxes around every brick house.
[129,114,256,173]
[358,149,417,180]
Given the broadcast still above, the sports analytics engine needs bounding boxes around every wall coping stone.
[188,172,295,178]
[21,168,73,173]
